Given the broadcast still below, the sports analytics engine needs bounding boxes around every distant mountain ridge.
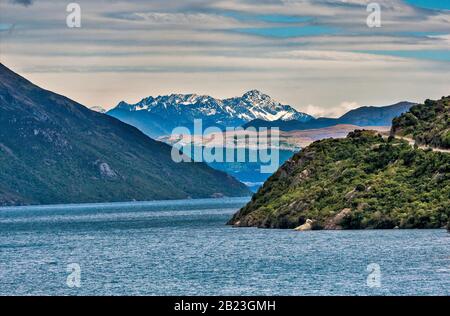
[243,101,415,131]
[108,90,313,138]
[339,102,416,125]
[0,64,250,206]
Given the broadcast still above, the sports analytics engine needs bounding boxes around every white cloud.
[112,12,248,29]
[304,102,359,118]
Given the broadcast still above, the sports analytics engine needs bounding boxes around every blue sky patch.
[234,25,341,38]
[361,50,450,62]
[0,23,14,32]
[404,0,450,10]
[223,12,313,24]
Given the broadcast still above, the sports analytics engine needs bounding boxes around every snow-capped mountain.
[227,90,312,122]
[108,90,313,137]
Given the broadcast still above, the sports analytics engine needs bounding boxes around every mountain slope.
[243,102,415,131]
[108,90,313,138]
[0,64,250,206]
[392,96,450,149]
[338,102,415,126]
[229,96,450,230]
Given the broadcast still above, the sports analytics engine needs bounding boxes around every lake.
[0,197,448,296]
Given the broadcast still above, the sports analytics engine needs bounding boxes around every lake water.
[0,197,449,296]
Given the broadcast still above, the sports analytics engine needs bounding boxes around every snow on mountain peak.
[110,91,313,125]
[242,89,265,98]
[241,90,273,104]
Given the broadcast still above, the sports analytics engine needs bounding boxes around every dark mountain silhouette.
[0,64,250,206]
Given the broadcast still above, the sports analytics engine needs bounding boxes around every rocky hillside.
[392,96,450,149]
[0,64,250,206]
[229,130,450,229]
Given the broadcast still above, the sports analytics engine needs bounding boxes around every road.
[395,136,450,153]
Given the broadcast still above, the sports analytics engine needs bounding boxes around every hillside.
[392,96,450,149]
[339,102,415,126]
[229,130,450,229]
[243,102,414,131]
[0,64,250,206]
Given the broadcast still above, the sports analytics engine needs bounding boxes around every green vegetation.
[392,96,450,149]
[229,130,450,229]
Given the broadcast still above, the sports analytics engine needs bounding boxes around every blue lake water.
[0,197,449,296]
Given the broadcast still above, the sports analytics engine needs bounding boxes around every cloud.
[272,50,403,62]
[110,12,245,29]
[304,102,359,118]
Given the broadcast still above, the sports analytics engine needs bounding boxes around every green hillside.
[392,96,450,149]
[229,130,450,229]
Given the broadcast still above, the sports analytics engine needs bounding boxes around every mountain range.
[106,91,415,192]
[243,101,415,131]
[108,89,415,138]
[0,64,250,206]
[107,90,313,138]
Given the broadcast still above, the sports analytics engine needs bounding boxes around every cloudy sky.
[0,0,449,117]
